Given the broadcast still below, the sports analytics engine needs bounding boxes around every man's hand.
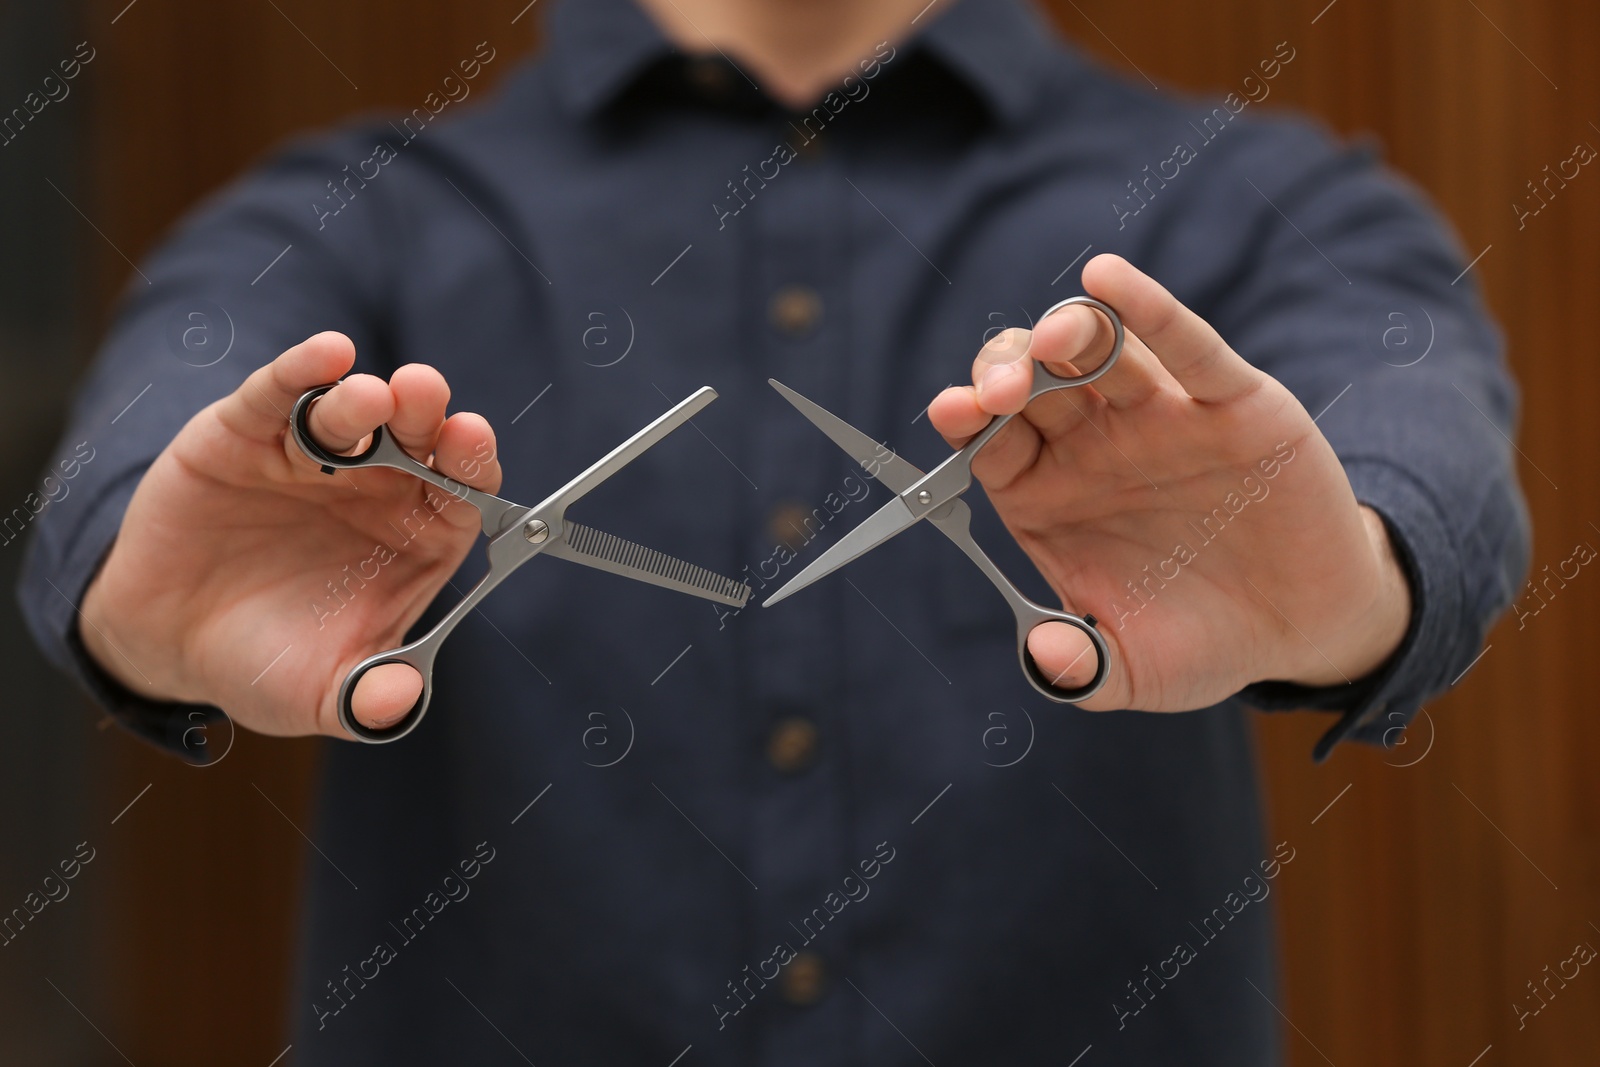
[926,255,1412,712]
[78,333,503,737]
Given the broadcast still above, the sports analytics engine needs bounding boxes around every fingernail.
[977,359,1023,398]
[369,710,405,729]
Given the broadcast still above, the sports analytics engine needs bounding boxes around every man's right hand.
[78,332,503,738]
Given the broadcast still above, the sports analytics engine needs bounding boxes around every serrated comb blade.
[547,521,750,608]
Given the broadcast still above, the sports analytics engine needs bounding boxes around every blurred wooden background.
[57,0,1600,1063]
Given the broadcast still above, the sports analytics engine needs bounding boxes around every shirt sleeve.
[1166,117,1532,760]
[14,124,403,762]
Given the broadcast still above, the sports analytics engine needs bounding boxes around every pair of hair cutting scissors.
[762,295,1124,702]
[291,385,750,742]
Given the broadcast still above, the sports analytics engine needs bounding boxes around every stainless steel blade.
[762,494,918,607]
[767,379,926,494]
[546,520,750,608]
[538,387,719,519]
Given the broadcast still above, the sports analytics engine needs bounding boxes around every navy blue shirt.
[19,0,1528,1063]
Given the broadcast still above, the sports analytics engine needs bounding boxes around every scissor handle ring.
[1017,609,1110,704]
[335,650,434,743]
[291,384,387,473]
[1032,295,1126,390]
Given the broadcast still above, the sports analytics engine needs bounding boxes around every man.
[19,0,1528,1062]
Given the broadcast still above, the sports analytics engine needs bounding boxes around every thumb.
[346,662,425,732]
[1026,621,1100,692]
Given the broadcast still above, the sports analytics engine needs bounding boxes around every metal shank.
[290,385,526,537]
[926,501,1109,703]
[334,521,544,741]
[898,295,1125,524]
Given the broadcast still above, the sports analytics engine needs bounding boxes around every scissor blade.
[541,387,719,515]
[763,495,918,607]
[546,521,750,608]
[767,379,926,495]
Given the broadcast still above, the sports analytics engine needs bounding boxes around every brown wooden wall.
[77,0,1598,1063]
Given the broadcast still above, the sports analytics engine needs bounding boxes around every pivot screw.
[523,519,550,544]
[916,490,932,505]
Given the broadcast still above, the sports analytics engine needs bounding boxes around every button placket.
[769,285,823,337]
[767,717,819,773]
[740,116,852,1064]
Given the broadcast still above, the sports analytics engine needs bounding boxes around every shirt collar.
[547,0,670,118]
[545,0,1065,128]
[913,0,1062,127]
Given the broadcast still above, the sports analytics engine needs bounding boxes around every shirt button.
[767,717,818,773]
[686,57,731,98]
[781,951,827,1005]
[793,134,825,163]
[767,502,815,551]
[769,286,823,337]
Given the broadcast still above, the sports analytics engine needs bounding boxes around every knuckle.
[1146,293,1182,339]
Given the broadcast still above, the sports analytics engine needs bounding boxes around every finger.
[927,385,989,444]
[930,379,1092,455]
[927,385,1051,490]
[347,662,424,731]
[424,413,503,530]
[931,386,1093,455]
[1026,622,1099,691]
[1016,386,1093,446]
[433,412,503,493]
[929,320,1092,444]
[970,328,1034,415]
[218,332,357,440]
[303,373,394,455]
[1034,299,1167,411]
[968,412,1043,491]
[1082,254,1264,404]
[386,363,451,460]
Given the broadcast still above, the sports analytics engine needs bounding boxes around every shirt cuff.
[1236,459,1464,762]
[17,466,227,765]
[66,608,231,765]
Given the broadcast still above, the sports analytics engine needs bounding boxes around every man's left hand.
[926,254,1412,711]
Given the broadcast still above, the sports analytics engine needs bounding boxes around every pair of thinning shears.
[291,385,751,742]
[762,296,1124,702]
